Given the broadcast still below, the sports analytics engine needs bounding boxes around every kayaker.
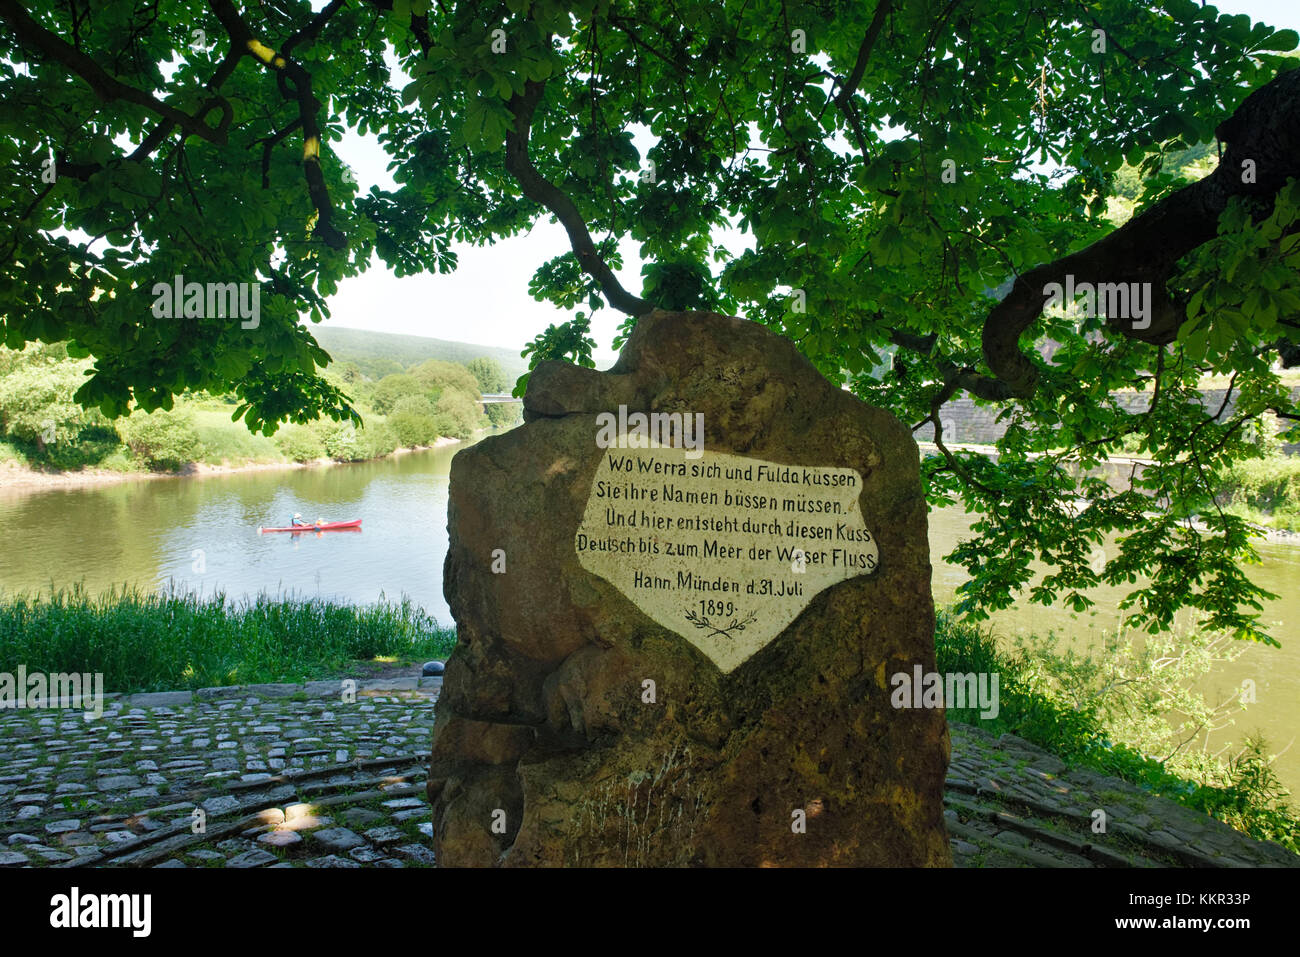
[291,512,310,527]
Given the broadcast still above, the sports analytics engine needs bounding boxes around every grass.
[191,410,285,466]
[935,610,1300,853]
[0,584,456,694]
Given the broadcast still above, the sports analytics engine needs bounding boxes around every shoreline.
[4,434,1297,545]
[0,432,476,494]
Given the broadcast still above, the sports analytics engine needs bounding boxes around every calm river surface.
[1,435,1296,795]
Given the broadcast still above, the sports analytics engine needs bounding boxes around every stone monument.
[427,309,951,866]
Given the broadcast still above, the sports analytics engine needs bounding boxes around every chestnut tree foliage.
[3,0,1300,639]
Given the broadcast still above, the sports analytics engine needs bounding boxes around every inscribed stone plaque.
[428,309,951,868]
[576,446,879,672]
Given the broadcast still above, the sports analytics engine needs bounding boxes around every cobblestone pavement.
[945,723,1299,868]
[0,682,1295,868]
[0,678,440,869]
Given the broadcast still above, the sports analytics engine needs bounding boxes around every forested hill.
[314,326,528,383]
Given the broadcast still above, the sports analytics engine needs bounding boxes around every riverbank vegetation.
[0,341,522,476]
[2,583,1293,853]
[1216,456,1300,532]
[936,612,1300,853]
[0,586,456,692]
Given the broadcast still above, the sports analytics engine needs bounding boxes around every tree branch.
[887,328,1015,401]
[982,67,1300,398]
[362,0,433,54]
[505,78,654,317]
[833,0,892,110]
[0,0,228,144]
[53,36,244,183]
[208,0,346,249]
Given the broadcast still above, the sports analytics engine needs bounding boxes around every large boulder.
[427,309,951,866]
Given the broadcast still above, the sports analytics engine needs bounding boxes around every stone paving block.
[359,678,418,693]
[97,775,141,791]
[382,797,424,810]
[30,849,73,862]
[393,844,437,865]
[309,828,365,853]
[342,808,383,827]
[195,686,247,701]
[259,830,303,849]
[227,849,278,868]
[201,795,242,816]
[127,692,193,708]
[364,826,403,846]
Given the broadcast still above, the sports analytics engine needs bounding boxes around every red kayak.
[258,519,362,533]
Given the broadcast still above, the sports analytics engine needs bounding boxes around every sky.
[317,0,1300,368]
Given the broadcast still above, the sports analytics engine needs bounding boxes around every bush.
[485,401,522,429]
[466,356,509,394]
[1217,457,1300,530]
[370,374,424,414]
[934,610,1300,853]
[316,420,366,461]
[410,359,481,399]
[0,357,103,450]
[389,413,439,447]
[274,424,327,462]
[391,395,435,418]
[388,395,440,447]
[359,421,399,458]
[432,388,486,439]
[117,408,203,470]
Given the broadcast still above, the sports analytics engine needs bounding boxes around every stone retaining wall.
[916,386,1300,455]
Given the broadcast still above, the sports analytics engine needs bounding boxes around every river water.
[1,435,1296,795]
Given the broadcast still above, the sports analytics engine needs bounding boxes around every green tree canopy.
[432,388,486,439]
[0,353,100,447]
[3,0,1300,639]
[465,356,509,394]
[369,371,423,414]
[408,357,481,399]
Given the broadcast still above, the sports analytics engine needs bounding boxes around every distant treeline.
[0,341,522,474]
[312,325,529,384]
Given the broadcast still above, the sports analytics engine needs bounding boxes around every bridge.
[480,393,522,404]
